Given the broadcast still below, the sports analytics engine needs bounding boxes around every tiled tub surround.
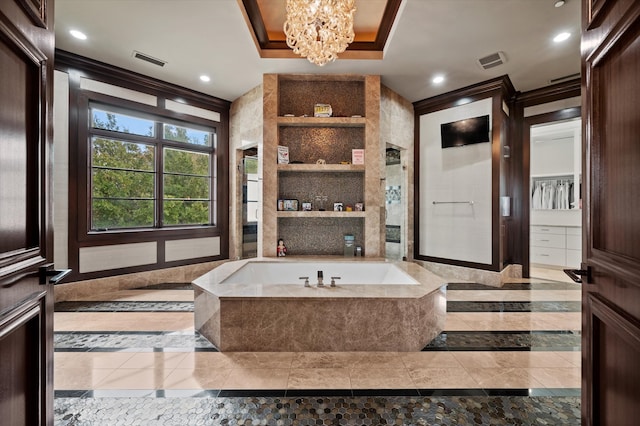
[193,258,447,352]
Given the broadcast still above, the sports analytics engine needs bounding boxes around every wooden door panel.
[586,294,640,424]
[0,293,44,426]
[582,0,640,424]
[0,2,54,425]
[590,16,640,263]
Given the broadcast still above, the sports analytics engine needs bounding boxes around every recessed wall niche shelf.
[277,164,365,172]
[277,211,367,218]
[262,74,382,257]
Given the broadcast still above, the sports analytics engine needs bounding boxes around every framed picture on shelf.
[277,145,289,164]
[283,199,299,211]
[302,202,312,211]
[355,202,364,211]
[352,149,365,165]
[333,202,343,211]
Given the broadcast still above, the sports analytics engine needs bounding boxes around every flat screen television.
[440,115,490,148]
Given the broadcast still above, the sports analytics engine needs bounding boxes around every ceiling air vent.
[132,50,167,67]
[477,51,506,70]
[549,73,581,84]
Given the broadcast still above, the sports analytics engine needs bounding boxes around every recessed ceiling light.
[553,32,571,42]
[554,0,565,7]
[69,29,87,40]
[432,75,445,84]
[199,75,211,83]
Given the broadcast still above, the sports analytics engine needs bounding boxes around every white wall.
[418,98,493,265]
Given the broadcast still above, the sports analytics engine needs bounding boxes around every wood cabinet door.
[0,1,56,424]
[581,0,640,424]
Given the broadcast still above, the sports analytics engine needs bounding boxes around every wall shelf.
[277,116,366,127]
[277,211,366,218]
[278,164,365,172]
[263,74,381,257]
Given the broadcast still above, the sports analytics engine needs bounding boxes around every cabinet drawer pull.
[540,254,549,257]
[540,239,549,242]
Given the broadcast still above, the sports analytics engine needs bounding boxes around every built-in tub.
[220,261,419,285]
[193,258,447,352]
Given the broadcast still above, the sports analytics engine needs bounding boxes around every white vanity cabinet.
[529,117,582,270]
[530,225,582,268]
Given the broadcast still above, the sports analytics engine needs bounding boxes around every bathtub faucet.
[299,276,310,287]
[330,276,341,287]
[317,270,324,287]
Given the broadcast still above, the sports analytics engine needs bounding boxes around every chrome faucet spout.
[317,270,324,287]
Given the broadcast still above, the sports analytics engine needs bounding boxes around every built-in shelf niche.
[263,73,381,258]
[279,126,364,165]
[278,171,364,210]
[278,76,366,118]
[277,217,364,256]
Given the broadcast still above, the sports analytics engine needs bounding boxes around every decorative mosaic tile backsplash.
[277,217,364,256]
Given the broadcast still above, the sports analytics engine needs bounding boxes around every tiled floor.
[54,272,581,425]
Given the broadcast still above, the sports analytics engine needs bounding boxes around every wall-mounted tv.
[440,115,490,148]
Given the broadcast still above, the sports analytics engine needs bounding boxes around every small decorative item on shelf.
[340,161,351,165]
[344,234,355,257]
[277,199,284,211]
[314,103,332,117]
[315,195,327,211]
[355,202,364,211]
[345,205,353,212]
[283,199,299,211]
[302,201,312,211]
[277,145,289,164]
[333,202,343,212]
[316,159,326,164]
[352,149,365,165]
[277,239,287,257]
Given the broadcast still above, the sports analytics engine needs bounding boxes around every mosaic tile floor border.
[54,331,217,351]
[54,395,581,425]
[447,282,580,291]
[447,301,581,313]
[424,330,581,351]
[133,283,193,290]
[54,301,194,312]
[54,330,580,352]
[55,388,581,398]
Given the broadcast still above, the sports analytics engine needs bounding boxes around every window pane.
[91,108,155,137]
[91,199,154,229]
[164,175,210,199]
[164,148,209,175]
[92,169,154,198]
[163,123,212,146]
[163,200,210,226]
[92,138,155,171]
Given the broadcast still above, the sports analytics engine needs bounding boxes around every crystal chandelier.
[283,0,357,66]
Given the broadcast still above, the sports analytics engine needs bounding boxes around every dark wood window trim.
[56,50,230,282]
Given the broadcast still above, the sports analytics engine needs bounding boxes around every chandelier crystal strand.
[284,0,356,66]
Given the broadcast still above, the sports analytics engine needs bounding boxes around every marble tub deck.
[193,258,447,352]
